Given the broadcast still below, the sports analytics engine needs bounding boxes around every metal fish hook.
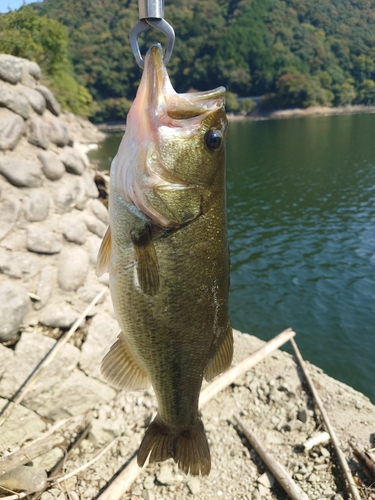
[130,0,175,69]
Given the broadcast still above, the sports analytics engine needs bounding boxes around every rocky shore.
[0,55,374,500]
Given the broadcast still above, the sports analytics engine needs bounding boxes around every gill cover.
[112,44,227,228]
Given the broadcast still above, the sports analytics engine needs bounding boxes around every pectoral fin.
[101,332,150,390]
[204,323,233,381]
[131,225,160,295]
[96,226,111,277]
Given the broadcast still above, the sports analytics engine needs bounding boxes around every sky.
[0,0,38,13]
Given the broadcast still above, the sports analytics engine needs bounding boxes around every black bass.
[96,44,232,476]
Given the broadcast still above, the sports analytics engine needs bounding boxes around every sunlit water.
[89,113,375,403]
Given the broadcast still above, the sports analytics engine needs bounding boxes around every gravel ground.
[2,329,372,500]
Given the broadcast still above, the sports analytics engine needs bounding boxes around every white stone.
[57,247,90,291]
[0,281,30,341]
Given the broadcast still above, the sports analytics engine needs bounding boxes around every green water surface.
[89,113,375,403]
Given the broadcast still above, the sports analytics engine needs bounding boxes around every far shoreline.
[96,104,375,134]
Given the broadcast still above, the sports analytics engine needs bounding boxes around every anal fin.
[131,225,159,296]
[204,322,233,381]
[101,332,150,390]
[96,226,111,277]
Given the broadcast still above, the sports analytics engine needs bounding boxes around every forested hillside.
[2,0,375,121]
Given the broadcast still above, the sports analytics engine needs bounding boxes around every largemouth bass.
[96,44,232,476]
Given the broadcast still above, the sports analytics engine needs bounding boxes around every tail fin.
[137,415,211,475]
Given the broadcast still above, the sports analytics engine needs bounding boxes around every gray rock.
[0,249,42,280]
[38,151,65,181]
[57,247,89,291]
[26,370,116,420]
[22,60,41,82]
[52,177,78,212]
[0,331,79,401]
[59,213,87,244]
[0,81,31,119]
[0,108,25,151]
[142,490,155,500]
[80,313,119,380]
[0,54,23,84]
[17,84,46,115]
[85,234,103,266]
[0,157,43,188]
[0,397,46,450]
[89,198,109,224]
[143,476,155,490]
[60,147,85,175]
[35,85,61,116]
[156,465,175,485]
[187,478,200,495]
[0,196,21,240]
[27,224,63,254]
[28,116,50,149]
[34,266,56,310]
[23,188,50,222]
[75,176,88,210]
[0,344,14,378]
[40,303,80,328]
[82,171,99,198]
[258,471,275,488]
[0,281,30,341]
[78,283,106,304]
[48,116,70,146]
[82,212,107,237]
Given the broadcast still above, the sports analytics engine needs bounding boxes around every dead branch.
[96,328,295,500]
[350,442,375,482]
[290,338,361,500]
[233,415,310,500]
[0,288,107,427]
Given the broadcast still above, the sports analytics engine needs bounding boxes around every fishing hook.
[130,0,175,69]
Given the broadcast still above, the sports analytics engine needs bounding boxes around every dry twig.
[96,328,296,500]
[290,338,361,500]
[0,288,107,427]
[233,415,310,500]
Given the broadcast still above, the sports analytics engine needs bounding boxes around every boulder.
[34,266,56,310]
[60,146,85,175]
[0,108,25,151]
[0,81,31,119]
[0,54,23,84]
[40,303,80,328]
[52,177,79,212]
[0,157,43,188]
[89,198,109,224]
[57,247,89,291]
[38,151,65,181]
[82,171,99,198]
[0,397,46,451]
[0,331,80,401]
[0,249,42,280]
[82,212,107,237]
[35,85,61,116]
[23,188,50,222]
[0,281,30,342]
[26,223,63,254]
[80,313,118,381]
[17,84,46,115]
[28,116,50,149]
[0,196,21,240]
[59,213,88,244]
[47,115,71,146]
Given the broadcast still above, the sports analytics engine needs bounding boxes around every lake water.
[89,113,375,403]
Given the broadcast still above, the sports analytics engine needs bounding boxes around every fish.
[96,43,232,476]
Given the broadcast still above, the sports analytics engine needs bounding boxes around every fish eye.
[205,130,222,150]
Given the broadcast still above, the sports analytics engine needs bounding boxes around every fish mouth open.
[141,44,225,121]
